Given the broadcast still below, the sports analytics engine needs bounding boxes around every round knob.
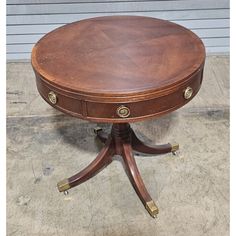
[48,91,57,104]
[184,87,193,100]
[117,105,130,118]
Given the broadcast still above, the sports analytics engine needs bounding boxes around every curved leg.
[131,129,179,155]
[94,127,108,144]
[121,142,159,218]
[57,137,114,192]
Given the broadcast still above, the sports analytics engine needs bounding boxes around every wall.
[7,0,230,60]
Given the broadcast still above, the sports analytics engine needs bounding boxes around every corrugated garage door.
[7,0,230,60]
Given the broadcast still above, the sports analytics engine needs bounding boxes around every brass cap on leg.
[57,179,71,192]
[171,143,179,152]
[146,200,159,218]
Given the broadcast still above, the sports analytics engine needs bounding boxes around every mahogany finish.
[32,15,205,123]
[32,16,205,218]
[59,124,165,217]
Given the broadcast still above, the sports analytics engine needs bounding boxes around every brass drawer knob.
[184,87,193,100]
[117,105,130,118]
[48,91,57,104]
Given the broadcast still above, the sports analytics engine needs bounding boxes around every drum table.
[32,16,205,218]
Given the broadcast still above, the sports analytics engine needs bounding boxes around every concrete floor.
[7,56,229,236]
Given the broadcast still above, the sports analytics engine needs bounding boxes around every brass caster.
[171,143,179,156]
[146,200,159,218]
[153,214,158,219]
[64,190,69,195]
[94,127,102,135]
[57,178,70,192]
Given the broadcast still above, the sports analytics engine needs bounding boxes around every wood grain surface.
[32,16,206,123]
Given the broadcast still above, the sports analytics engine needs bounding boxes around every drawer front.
[35,67,203,123]
[86,69,203,122]
[36,76,83,116]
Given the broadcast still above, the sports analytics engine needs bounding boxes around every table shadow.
[52,111,179,154]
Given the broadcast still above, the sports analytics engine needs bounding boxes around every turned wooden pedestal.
[32,16,205,218]
[57,123,178,217]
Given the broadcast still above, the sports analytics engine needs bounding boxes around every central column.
[111,123,131,155]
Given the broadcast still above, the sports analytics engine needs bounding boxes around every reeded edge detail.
[57,179,71,192]
[33,63,204,104]
[145,200,159,218]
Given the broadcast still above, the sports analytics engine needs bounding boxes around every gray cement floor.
[7,56,229,236]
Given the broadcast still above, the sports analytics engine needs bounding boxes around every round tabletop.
[32,16,205,123]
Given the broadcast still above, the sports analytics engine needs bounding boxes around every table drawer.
[35,67,203,123]
[86,69,203,122]
[36,77,83,116]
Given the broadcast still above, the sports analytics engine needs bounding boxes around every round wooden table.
[31,16,205,218]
